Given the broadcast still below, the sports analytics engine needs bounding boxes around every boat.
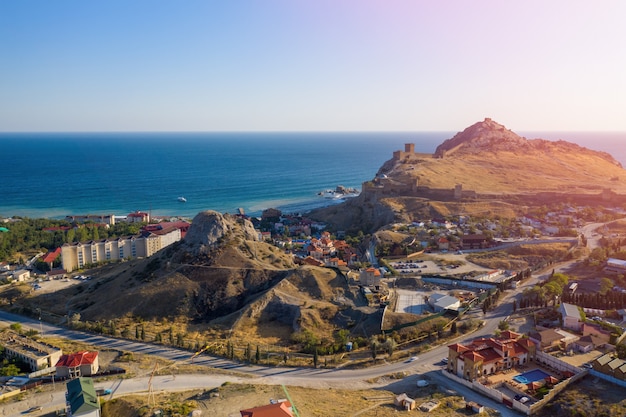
[177,196,187,203]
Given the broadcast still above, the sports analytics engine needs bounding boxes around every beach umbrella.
[526,381,542,390]
[544,375,559,385]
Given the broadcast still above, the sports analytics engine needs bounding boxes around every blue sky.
[2,1,626,132]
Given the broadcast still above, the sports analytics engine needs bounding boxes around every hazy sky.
[2,1,626,132]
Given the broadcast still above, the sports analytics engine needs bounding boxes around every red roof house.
[41,248,62,268]
[240,401,293,417]
[55,351,99,378]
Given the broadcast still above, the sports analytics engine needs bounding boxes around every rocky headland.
[310,118,626,232]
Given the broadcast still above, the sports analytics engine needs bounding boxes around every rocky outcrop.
[435,118,622,167]
[184,210,258,253]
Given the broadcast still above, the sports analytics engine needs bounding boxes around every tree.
[135,326,140,339]
[313,348,319,368]
[9,323,22,333]
[384,338,396,356]
[141,326,145,340]
[371,342,377,361]
[451,321,458,335]
[600,277,614,296]
[255,345,261,363]
[0,364,20,376]
[498,320,510,331]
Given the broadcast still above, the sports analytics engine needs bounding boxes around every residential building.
[560,303,582,331]
[461,234,489,249]
[240,400,293,417]
[360,267,381,286]
[11,269,30,282]
[0,331,62,372]
[55,351,99,378]
[127,211,150,223]
[529,328,565,351]
[437,237,450,251]
[61,226,183,272]
[447,332,536,381]
[66,377,100,417]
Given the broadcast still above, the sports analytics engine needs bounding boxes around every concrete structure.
[394,393,416,411]
[66,377,100,417]
[447,332,536,381]
[61,226,183,272]
[0,332,62,372]
[55,351,99,378]
[428,293,461,312]
[605,258,626,273]
[560,302,582,332]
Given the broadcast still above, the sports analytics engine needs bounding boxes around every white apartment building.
[61,227,181,272]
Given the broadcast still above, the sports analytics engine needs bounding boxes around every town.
[2,193,626,416]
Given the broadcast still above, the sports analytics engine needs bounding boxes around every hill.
[310,119,626,232]
[9,211,379,348]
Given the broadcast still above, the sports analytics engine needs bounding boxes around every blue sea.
[0,131,624,220]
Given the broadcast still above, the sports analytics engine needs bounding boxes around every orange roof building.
[447,334,536,381]
[55,351,99,378]
[240,401,293,417]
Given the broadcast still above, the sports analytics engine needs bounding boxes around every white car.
[408,356,419,362]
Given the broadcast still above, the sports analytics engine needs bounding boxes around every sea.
[0,131,625,220]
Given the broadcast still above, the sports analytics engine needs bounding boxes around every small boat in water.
[177,196,187,202]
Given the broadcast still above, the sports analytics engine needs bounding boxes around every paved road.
[0,303,522,417]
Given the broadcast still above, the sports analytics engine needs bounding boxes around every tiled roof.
[56,351,98,368]
[448,343,470,353]
[240,401,293,417]
[42,248,62,263]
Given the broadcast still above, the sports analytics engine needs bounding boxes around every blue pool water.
[513,369,551,384]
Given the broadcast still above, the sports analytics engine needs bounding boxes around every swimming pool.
[513,369,551,384]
